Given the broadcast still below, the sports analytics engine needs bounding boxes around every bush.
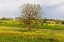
[62,21,64,24]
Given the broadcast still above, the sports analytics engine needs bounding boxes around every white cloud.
[0,0,64,19]
[53,5,64,15]
[42,0,64,6]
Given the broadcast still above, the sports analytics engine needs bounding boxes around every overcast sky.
[0,0,64,19]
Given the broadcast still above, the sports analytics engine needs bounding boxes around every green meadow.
[0,20,64,42]
[0,20,64,30]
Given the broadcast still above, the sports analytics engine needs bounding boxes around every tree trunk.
[29,25,31,31]
[29,27,30,31]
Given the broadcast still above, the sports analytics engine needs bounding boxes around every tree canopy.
[19,3,43,31]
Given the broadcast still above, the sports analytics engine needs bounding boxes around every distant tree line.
[0,16,64,25]
[0,17,13,20]
[0,17,21,20]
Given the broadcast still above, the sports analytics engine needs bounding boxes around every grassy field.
[38,25,64,30]
[0,23,64,30]
[0,29,63,42]
[0,20,64,29]
[0,20,64,42]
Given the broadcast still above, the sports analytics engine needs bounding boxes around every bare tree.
[19,3,43,31]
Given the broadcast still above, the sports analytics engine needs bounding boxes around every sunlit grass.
[0,30,63,42]
[0,20,64,42]
[0,20,64,30]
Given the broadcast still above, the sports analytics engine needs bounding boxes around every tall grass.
[0,35,59,42]
[0,31,60,42]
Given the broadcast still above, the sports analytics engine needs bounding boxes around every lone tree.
[19,3,43,31]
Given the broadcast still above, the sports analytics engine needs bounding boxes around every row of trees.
[0,17,21,20]
[0,17,13,20]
